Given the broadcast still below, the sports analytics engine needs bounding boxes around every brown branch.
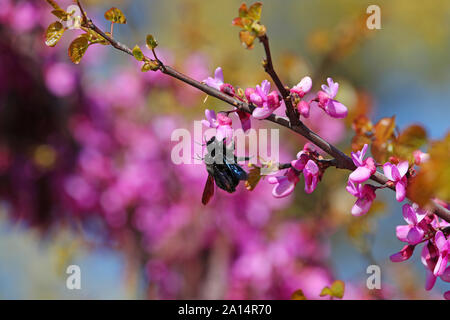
[258,34,299,126]
[74,1,450,223]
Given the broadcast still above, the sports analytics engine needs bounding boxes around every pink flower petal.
[383,163,394,181]
[397,161,409,178]
[444,291,450,300]
[407,226,424,245]
[434,255,448,276]
[441,266,450,282]
[395,180,406,202]
[402,204,417,225]
[349,166,372,183]
[271,177,295,198]
[351,197,372,216]
[396,225,410,242]
[252,106,274,120]
[425,269,437,291]
[324,100,348,118]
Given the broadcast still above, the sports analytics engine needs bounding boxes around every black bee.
[202,136,248,205]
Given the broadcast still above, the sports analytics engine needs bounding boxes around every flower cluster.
[346,144,377,216]
[390,204,450,299]
[267,144,322,198]
[202,68,348,132]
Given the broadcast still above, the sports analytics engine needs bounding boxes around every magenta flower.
[383,161,409,202]
[390,244,415,262]
[444,291,450,300]
[441,266,450,282]
[396,203,427,245]
[245,80,282,119]
[413,150,430,165]
[201,109,233,143]
[296,101,311,118]
[290,76,312,98]
[316,78,348,118]
[290,150,309,171]
[303,160,319,194]
[434,231,449,276]
[421,242,439,290]
[349,144,376,183]
[203,67,224,91]
[235,108,252,132]
[268,168,300,198]
[346,181,377,216]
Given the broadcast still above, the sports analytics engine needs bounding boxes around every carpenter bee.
[202,136,248,205]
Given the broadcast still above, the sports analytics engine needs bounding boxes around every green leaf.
[141,61,159,72]
[291,289,307,300]
[46,0,62,11]
[68,35,89,64]
[320,280,345,299]
[247,2,262,21]
[45,21,65,47]
[245,165,261,191]
[104,7,127,24]
[146,34,158,50]
[51,9,69,21]
[132,45,145,61]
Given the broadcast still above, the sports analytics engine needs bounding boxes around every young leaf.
[239,30,255,49]
[247,2,262,21]
[46,0,62,11]
[45,21,65,47]
[141,61,159,72]
[146,34,158,50]
[132,45,145,61]
[374,116,396,143]
[104,7,127,24]
[238,3,248,18]
[51,9,69,21]
[291,289,307,300]
[319,280,345,299]
[245,165,261,191]
[68,35,89,64]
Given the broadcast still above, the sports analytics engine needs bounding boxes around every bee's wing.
[202,174,215,205]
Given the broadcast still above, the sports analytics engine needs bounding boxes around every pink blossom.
[349,144,376,183]
[235,109,251,132]
[441,266,450,282]
[268,168,300,198]
[203,67,224,90]
[44,63,77,97]
[245,80,282,119]
[316,77,348,118]
[383,161,409,202]
[421,242,439,290]
[290,150,309,171]
[290,76,312,98]
[346,181,377,216]
[201,109,233,143]
[434,231,449,276]
[296,101,310,118]
[413,150,430,165]
[303,160,319,194]
[390,244,415,262]
[396,203,427,245]
[444,291,450,300]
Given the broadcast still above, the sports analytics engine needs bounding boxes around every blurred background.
[0,0,449,299]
